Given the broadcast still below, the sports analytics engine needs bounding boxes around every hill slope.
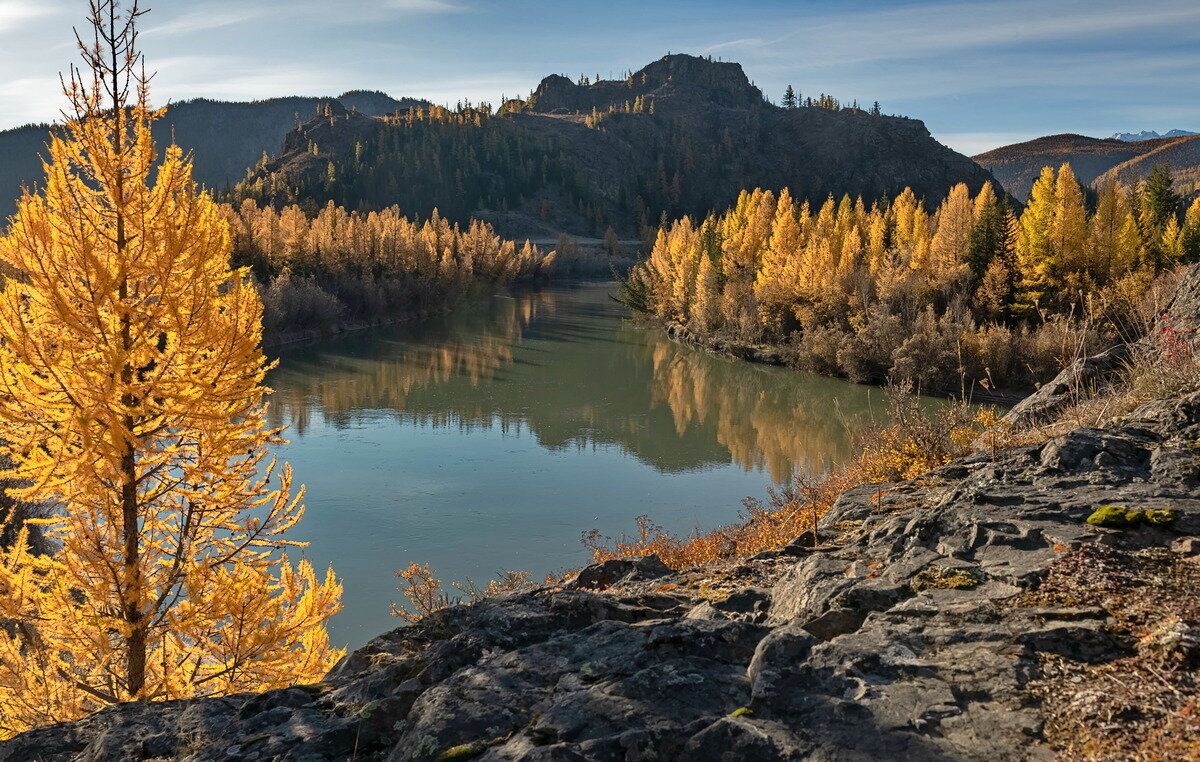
[974,132,1200,200]
[0,91,425,220]
[236,54,995,239]
[1097,134,1200,190]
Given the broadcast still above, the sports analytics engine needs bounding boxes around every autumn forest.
[0,0,1197,757]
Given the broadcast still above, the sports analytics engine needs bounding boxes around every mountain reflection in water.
[266,282,950,646]
[268,283,915,482]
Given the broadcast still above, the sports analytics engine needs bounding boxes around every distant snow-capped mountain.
[1109,129,1198,142]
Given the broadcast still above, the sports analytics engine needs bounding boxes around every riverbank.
[9,273,1200,760]
[263,307,432,350]
[660,318,1029,407]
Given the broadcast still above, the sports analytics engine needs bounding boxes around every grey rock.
[566,555,671,591]
[1172,536,1200,557]
[1000,344,1131,432]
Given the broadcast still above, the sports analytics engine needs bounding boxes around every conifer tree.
[1181,198,1200,264]
[782,85,797,109]
[1015,165,1058,311]
[1050,163,1088,285]
[1161,215,1184,264]
[1088,179,1126,280]
[1118,208,1149,272]
[928,183,974,289]
[754,189,804,329]
[965,183,1014,287]
[974,257,1016,323]
[0,1,341,736]
[1142,163,1181,233]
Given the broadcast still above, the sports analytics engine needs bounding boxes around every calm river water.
[267,282,941,647]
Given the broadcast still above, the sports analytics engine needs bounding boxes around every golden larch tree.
[1089,179,1126,281]
[0,1,342,737]
[754,188,803,330]
[1015,165,1058,311]
[1050,163,1089,288]
[928,182,974,291]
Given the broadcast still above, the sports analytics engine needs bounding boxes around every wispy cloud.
[384,0,466,12]
[0,0,58,32]
[144,8,266,37]
[704,0,1200,68]
[703,37,765,53]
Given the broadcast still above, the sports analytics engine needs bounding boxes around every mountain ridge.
[0,91,426,219]
[234,54,995,238]
[973,132,1200,200]
[1110,129,1198,142]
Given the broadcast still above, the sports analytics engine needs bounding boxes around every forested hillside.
[0,91,424,219]
[233,54,994,239]
[623,164,1200,391]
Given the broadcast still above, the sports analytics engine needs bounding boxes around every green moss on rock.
[729,707,753,718]
[911,566,981,592]
[434,742,487,761]
[1144,508,1179,526]
[1086,506,1177,528]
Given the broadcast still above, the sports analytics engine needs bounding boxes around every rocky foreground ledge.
[5,400,1200,760]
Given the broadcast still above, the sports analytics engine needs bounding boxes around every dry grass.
[1006,311,1200,447]
[390,563,539,622]
[1024,545,1200,761]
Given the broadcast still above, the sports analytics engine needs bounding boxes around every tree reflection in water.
[266,283,954,484]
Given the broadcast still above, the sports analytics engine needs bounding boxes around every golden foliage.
[227,199,552,286]
[391,563,449,624]
[390,564,536,623]
[627,172,1182,388]
[0,2,341,737]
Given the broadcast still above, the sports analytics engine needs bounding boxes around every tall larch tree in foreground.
[0,1,342,737]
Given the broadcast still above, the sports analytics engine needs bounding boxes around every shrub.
[784,325,843,375]
[837,306,904,384]
[391,562,450,623]
[261,270,346,333]
[889,308,962,392]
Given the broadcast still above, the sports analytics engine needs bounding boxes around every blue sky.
[1,0,1198,155]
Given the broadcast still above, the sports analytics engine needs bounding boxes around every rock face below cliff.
[5,384,1199,760]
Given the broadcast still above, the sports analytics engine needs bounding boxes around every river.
[267,282,948,647]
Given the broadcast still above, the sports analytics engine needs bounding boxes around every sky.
[1,0,1199,155]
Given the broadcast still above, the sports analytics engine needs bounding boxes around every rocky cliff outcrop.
[526,56,764,114]
[5,388,1199,759]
